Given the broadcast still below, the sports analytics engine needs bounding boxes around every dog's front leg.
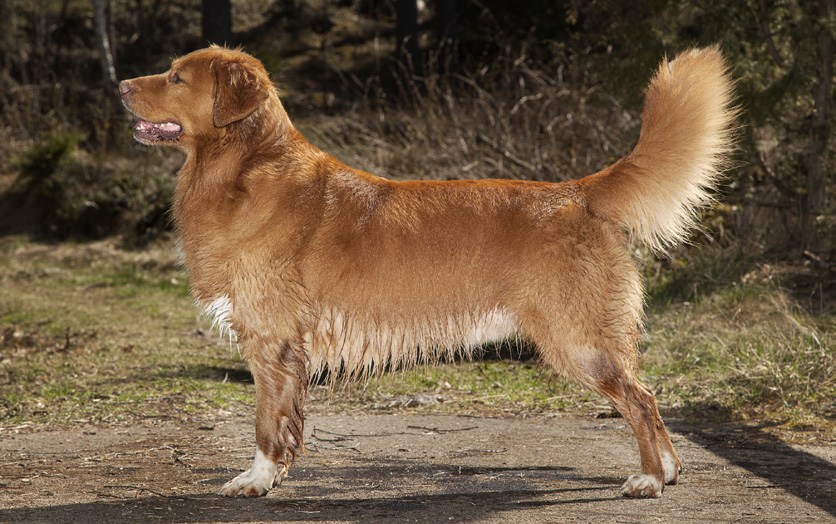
[220,341,308,497]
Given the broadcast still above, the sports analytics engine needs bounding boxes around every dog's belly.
[197,294,518,376]
[305,306,519,376]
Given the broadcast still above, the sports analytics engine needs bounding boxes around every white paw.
[219,449,284,497]
[661,450,681,485]
[620,473,663,498]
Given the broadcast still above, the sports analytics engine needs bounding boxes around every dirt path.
[1,413,834,523]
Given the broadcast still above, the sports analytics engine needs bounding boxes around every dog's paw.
[620,473,663,498]
[662,450,681,485]
[219,450,283,497]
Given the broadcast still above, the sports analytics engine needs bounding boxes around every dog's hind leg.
[583,367,678,497]
[529,319,678,497]
[220,340,308,497]
[528,229,679,496]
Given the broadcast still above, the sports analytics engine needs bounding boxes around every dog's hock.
[219,448,284,497]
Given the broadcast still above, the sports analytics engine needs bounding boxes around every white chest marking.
[198,295,239,348]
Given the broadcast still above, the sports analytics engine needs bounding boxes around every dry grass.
[302,48,637,184]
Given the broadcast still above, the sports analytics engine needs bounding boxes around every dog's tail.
[577,46,737,254]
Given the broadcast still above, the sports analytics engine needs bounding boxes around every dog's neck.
[174,94,293,209]
[171,94,323,299]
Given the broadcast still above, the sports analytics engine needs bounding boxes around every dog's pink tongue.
[134,120,182,139]
[157,122,182,134]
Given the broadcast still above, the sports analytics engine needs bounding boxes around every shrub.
[6,130,176,242]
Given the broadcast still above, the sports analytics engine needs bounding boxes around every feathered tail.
[578,46,738,253]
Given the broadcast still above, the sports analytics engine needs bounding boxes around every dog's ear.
[212,59,269,128]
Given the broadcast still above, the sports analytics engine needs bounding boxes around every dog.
[120,45,736,499]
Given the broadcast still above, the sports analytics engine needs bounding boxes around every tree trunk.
[107,0,116,65]
[802,0,834,258]
[202,0,233,47]
[94,0,117,86]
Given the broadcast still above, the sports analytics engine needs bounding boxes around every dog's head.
[120,46,272,149]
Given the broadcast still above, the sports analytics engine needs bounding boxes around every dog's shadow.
[675,419,836,517]
[0,461,615,524]
[2,436,835,523]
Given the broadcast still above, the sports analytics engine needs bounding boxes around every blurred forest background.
[0,0,833,286]
[0,0,834,433]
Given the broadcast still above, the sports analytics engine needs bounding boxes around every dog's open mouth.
[133,120,183,143]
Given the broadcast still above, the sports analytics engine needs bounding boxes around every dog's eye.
[170,72,184,84]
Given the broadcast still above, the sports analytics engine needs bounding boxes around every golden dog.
[120,45,735,498]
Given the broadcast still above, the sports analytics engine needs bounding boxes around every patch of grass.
[644,243,755,308]
[84,268,191,298]
[349,358,598,416]
[0,237,246,427]
[642,253,835,434]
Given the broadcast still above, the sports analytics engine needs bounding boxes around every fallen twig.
[406,425,478,434]
[102,484,187,499]
[450,448,507,455]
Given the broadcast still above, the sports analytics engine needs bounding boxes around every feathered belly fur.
[304,305,519,378]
